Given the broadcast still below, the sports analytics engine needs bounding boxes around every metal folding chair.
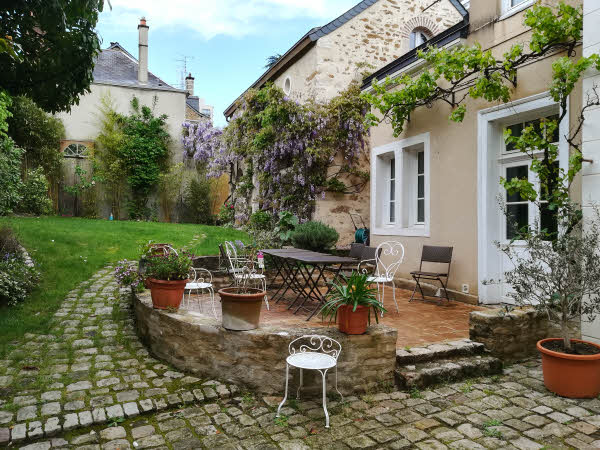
[410,245,454,302]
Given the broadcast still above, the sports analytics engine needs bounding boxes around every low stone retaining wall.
[469,307,581,361]
[134,292,398,395]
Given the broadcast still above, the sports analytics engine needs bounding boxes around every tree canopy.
[0,0,107,112]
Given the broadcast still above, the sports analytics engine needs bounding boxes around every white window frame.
[500,0,534,21]
[477,91,569,304]
[371,132,430,237]
[386,157,396,224]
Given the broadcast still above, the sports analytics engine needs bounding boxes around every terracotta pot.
[337,305,348,333]
[537,338,600,398]
[148,278,188,310]
[340,305,369,335]
[219,287,266,331]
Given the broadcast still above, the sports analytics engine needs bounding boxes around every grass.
[0,216,247,357]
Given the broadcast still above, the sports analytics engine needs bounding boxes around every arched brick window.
[409,28,433,49]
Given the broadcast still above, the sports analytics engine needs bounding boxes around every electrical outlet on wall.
[461,284,469,294]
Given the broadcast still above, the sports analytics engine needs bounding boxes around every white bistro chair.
[277,335,343,428]
[183,268,217,318]
[224,241,269,310]
[359,241,405,316]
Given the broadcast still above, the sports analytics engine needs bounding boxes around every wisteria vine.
[182,81,369,221]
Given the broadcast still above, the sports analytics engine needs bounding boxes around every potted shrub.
[145,249,193,310]
[138,241,173,287]
[290,220,339,252]
[498,204,600,398]
[218,245,267,331]
[321,271,385,335]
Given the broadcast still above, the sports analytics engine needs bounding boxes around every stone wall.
[469,308,581,361]
[134,292,398,395]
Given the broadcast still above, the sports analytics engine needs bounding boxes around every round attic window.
[283,77,292,95]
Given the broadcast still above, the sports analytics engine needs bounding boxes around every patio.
[182,286,484,349]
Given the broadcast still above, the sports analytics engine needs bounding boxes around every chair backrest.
[223,241,240,273]
[288,335,342,361]
[360,245,380,262]
[420,245,453,274]
[374,241,405,279]
[349,243,365,259]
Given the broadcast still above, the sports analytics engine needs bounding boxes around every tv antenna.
[175,55,195,90]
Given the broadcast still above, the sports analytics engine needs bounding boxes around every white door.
[499,160,556,303]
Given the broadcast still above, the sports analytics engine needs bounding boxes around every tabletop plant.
[321,271,384,334]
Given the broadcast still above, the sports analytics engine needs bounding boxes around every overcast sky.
[96,0,359,126]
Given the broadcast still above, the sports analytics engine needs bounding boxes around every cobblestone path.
[2,268,600,449]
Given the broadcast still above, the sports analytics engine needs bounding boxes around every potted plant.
[218,244,267,331]
[321,271,385,335]
[498,204,600,398]
[139,241,174,288]
[145,249,193,310]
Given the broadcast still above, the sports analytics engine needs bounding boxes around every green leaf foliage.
[290,220,339,252]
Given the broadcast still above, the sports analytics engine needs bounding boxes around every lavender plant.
[114,260,143,292]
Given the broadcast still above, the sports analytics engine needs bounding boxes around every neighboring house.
[185,73,213,123]
[362,0,591,314]
[55,18,187,217]
[224,0,466,244]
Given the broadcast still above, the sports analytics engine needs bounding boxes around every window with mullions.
[505,165,529,240]
[505,114,559,152]
[388,158,396,223]
[417,151,425,224]
[63,143,89,158]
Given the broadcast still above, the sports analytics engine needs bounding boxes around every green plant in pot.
[145,248,192,310]
[321,271,385,335]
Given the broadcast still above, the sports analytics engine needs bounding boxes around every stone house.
[363,0,600,342]
[224,0,467,244]
[184,73,213,123]
[55,19,188,218]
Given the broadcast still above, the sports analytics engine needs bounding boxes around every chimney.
[185,73,195,96]
[138,17,149,84]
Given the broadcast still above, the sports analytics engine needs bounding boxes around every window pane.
[417,151,424,174]
[390,158,395,178]
[506,165,528,202]
[505,122,523,151]
[418,175,424,198]
[390,179,395,201]
[506,204,528,239]
[540,203,558,240]
[546,114,559,143]
[417,199,425,223]
[511,0,527,6]
[390,202,395,223]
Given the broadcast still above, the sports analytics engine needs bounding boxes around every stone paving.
[3,268,600,449]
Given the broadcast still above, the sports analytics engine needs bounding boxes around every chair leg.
[277,363,289,418]
[335,365,343,402]
[409,277,418,302]
[263,278,270,310]
[296,368,303,399]
[380,283,386,317]
[320,369,330,428]
[209,287,217,318]
[391,281,399,313]
[439,278,450,302]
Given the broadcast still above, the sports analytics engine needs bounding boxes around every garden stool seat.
[185,281,212,290]
[277,335,343,428]
[287,352,336,370]
[367,275,393,284]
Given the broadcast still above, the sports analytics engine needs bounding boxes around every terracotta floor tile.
[184,286,485,349]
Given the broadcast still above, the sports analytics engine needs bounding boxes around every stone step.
[396,339,486,365]
[395,355,503,390]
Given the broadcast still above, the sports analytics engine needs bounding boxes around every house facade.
[56,19,188,218]
[363,0,588,311]
[224,0,466,244]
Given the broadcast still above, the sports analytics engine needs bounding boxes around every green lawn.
[0,216,247,356]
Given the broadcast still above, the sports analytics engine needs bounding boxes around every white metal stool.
[183,268,217,318]
[276,335,343,428]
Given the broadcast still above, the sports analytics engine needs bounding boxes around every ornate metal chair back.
[288,335,342,361]
[374,241,405,279]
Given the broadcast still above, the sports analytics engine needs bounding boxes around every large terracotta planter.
[338,305,369,335]
[148,278,188,310]
[537,338,600,398]
[219,287,266,331]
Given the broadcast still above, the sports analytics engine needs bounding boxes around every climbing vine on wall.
[182,81,369,221]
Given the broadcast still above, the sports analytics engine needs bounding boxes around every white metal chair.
[183,267,217,318]
[359,241,405,316]
[223,241,269,310]
[277,335,343,428]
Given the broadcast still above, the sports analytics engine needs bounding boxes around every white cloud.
[100,0,359,40]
